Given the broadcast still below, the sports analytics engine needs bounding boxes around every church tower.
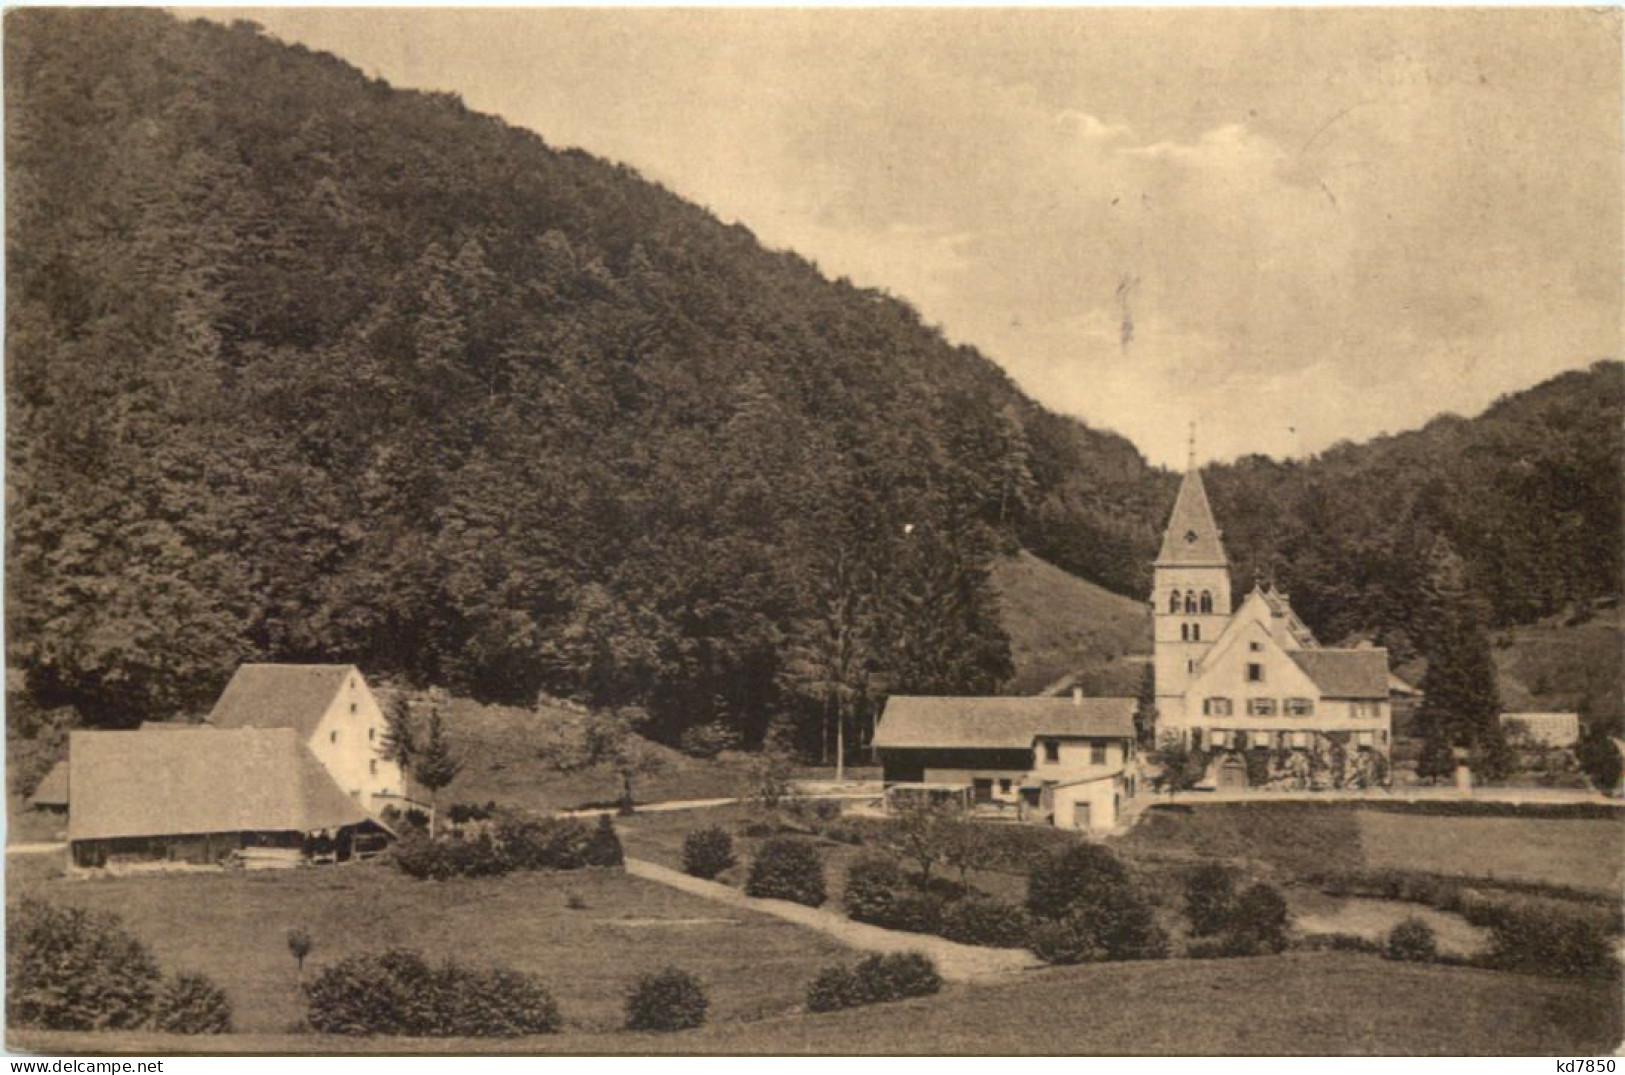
[1153,441,1232,725]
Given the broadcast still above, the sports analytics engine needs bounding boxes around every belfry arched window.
[1168,591,1181,614]
[1184,591,1197,614]
[1200,591,1213,614]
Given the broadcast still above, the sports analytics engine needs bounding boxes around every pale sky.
[200,8,1621,467]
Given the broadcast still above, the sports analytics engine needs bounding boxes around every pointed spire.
[1156,460,1228,568]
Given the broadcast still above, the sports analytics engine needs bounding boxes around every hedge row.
[394,813,623,880]
[306,950,562,1037]
[842,857,1031,948]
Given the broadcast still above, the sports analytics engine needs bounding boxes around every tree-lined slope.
[4,10,1161,739]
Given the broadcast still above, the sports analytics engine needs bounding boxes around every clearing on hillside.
[991,550,1149,696]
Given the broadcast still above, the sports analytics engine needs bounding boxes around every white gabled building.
[1152,466,1394,787]
[208,663,411,815]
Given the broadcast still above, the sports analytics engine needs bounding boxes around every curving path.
[623,857,1041,982]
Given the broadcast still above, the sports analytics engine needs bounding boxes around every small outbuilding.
[68,726,391,870]
[26,760,69,814]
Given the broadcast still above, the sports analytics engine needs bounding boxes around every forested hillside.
[6,11,1618,747]
[1203,361,1622,674]
[3,10,1163,741]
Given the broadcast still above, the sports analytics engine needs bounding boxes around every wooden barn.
[68,726,392,869]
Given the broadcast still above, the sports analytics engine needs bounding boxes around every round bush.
[1028,898,1169,965]
[853,952,942,1001]
[1183,863,1238,937]
[682,826,737,880]
[805,965,863,1013]
[843,857,904,924]
[745,838,826,907]
[625,967,708,1032]
[1026,843,1133,921]
[153,973,232,1034]
[940,897,1032,948]
[7,899,162,1031]
[1385,917,1439,963]
[1226,883,1291,955]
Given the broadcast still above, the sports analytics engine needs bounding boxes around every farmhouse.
[872,691,1139,832]
[67,726,391,869]
[1152,463,1394,787]
[209,664,409,815]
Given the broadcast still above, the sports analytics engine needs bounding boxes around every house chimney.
[1072,686,1083,707]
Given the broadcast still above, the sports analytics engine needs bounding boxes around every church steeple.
[1155,465,1228,568]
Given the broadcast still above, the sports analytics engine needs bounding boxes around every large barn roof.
[208,664,356,738]
[874,695,1136,751]
[1289,649,1390,699]
[68,727,376,843]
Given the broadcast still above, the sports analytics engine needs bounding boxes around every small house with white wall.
[872,691,1139,832]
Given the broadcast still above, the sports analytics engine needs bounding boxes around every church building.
[1152,462,1393,788]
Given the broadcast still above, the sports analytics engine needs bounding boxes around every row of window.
[1180,623,1203,641]
[330,726,378,744]
[1203,698,1382,718]
[1197,728,1388,750]
[1167,590,1215,614]
[1040,741,1112,765]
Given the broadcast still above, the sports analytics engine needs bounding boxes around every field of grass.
[1114,801,1624,895]
[991,550,1149,695]
[14,953,1619,1055]
[9,856,849,1034]
[1356,811,1624,895]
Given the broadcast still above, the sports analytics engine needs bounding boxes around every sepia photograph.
[3,4,1621,1058]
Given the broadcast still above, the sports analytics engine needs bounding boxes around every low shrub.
[1294,932,1384,955]
[7,899,162,1031]
[1027,843,1134,921]
[678,721,740,759]
[682,826,737,880]
[392,831,509,880]
[1223,883,1292,956]
[805,965,865,1013]
[1184,863,1239,937]
[1029,899,1169,965]
[939,897,1032,949]
[807,953,942,1012]
[1483,910,1619,980]
[151,973,233,1034]
[745,838,826,907]
[395,814,624,878]
[1385,918,1439,963]
[446,801,499,825]
[585,814,624,867]
[854,952,941,1001]
[625,967,708,1032]
[843,857,905,924]
[304,949,561,1036]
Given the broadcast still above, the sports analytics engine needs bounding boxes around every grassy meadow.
[13,953,1619,1055]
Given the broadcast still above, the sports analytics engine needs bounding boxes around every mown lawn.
[9,858,848,1034]
[13,953,1619,1055]
[1355,812,1624,895]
